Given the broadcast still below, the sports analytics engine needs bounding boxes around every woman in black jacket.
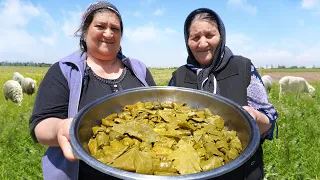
[169,8,278,180]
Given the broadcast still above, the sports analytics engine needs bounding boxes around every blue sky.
[0,0,320,68]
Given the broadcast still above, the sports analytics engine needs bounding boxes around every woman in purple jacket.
[29,1,155,180]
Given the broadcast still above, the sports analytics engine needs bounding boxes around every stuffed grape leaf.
[112,147,154,174]
[167,140,201,175]
[88,138,99,155]
[205,116,225,129]
[112,147,138,171]
[153,160,177,173]
[135,151,154,174]
[112,121,159,143]
[200,156,223,171]
[158,109,175,122]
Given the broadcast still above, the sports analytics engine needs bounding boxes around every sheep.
[21,77,37,95]
[12,72,24,84]
[261,75,272,93]
[279,76,316,98]
[3,80,23,106]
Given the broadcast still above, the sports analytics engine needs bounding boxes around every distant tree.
[0,61,52,67]
[278,65,286,69]
[299,66,306,69]
[289,66,298,69]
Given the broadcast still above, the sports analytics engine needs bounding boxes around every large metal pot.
[70,86,260,179]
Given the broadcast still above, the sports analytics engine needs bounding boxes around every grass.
[149,67,176,86]
[263,84,320,180]
[0,67,48,180]
[0,66,319,179]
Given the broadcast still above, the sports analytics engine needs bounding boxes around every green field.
[0,66,319,180]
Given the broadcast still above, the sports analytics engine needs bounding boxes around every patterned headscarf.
[77,1,124,54]
[81,1,123,34]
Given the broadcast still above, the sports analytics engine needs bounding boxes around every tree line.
[1,61,319,69]
[259,65,320,69]
[0,62,52,67]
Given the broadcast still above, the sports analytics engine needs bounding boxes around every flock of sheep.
[3,72,316,106]
[3,72,37,106]
[262,75,316,98]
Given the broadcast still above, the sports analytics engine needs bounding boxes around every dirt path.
[261,72,320,83]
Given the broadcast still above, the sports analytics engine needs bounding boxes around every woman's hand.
[242,106,272,135]
[57,118,78,162]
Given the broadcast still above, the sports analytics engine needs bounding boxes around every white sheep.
[279,76,316,98]
[261,75,272,93]
[3,80,23,106]
[21,77,37,95]
[12,72,24,84]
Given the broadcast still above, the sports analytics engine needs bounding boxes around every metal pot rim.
[70,86,260,179]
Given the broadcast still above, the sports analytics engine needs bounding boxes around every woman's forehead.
[92,11,120,25]
[189,20,218,33]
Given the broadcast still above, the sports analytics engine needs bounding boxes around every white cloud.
[62,9,82,36]
[40,32,58,46]
[247,44,320,67]
[248,50,294,66]
[0,0,40,27]
[124,24,178,43]
[296,42,320,64]
[125,26,158,42]
[227,33,252,45]
[164,28,178,34]
[226,32,320,67]
[297,19,304,26]
[228,0,244,5]
[301,0,319,9]
[122,24,186,67]
[0,0,43,57]
[153,8,165,16]
[140,0,155,6]
[227,0,258,15]
[123,26,320,68]
[0,29,38,53]
[0,0,318,68]
[133,11,142,17]
[0,0,79,63]
[227,33,254,52]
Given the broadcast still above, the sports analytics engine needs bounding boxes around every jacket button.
[251,161,255,166]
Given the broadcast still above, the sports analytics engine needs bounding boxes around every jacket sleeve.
[168,77,174,86]
[145,68,157,86]
[247,63,278,140]
[29,62,69,142]
[168,70,177,86]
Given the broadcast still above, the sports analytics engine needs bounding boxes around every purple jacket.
[41,51,149,180]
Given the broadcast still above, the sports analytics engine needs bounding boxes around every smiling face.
[188,20,220,66]
[85,11,121,61]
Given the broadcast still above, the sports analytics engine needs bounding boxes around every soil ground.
[261,72,320,83]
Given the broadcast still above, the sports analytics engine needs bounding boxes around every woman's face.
[188,20,220,66]
[85,11,121,61]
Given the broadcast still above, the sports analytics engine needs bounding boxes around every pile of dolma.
[88,101,243,175]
